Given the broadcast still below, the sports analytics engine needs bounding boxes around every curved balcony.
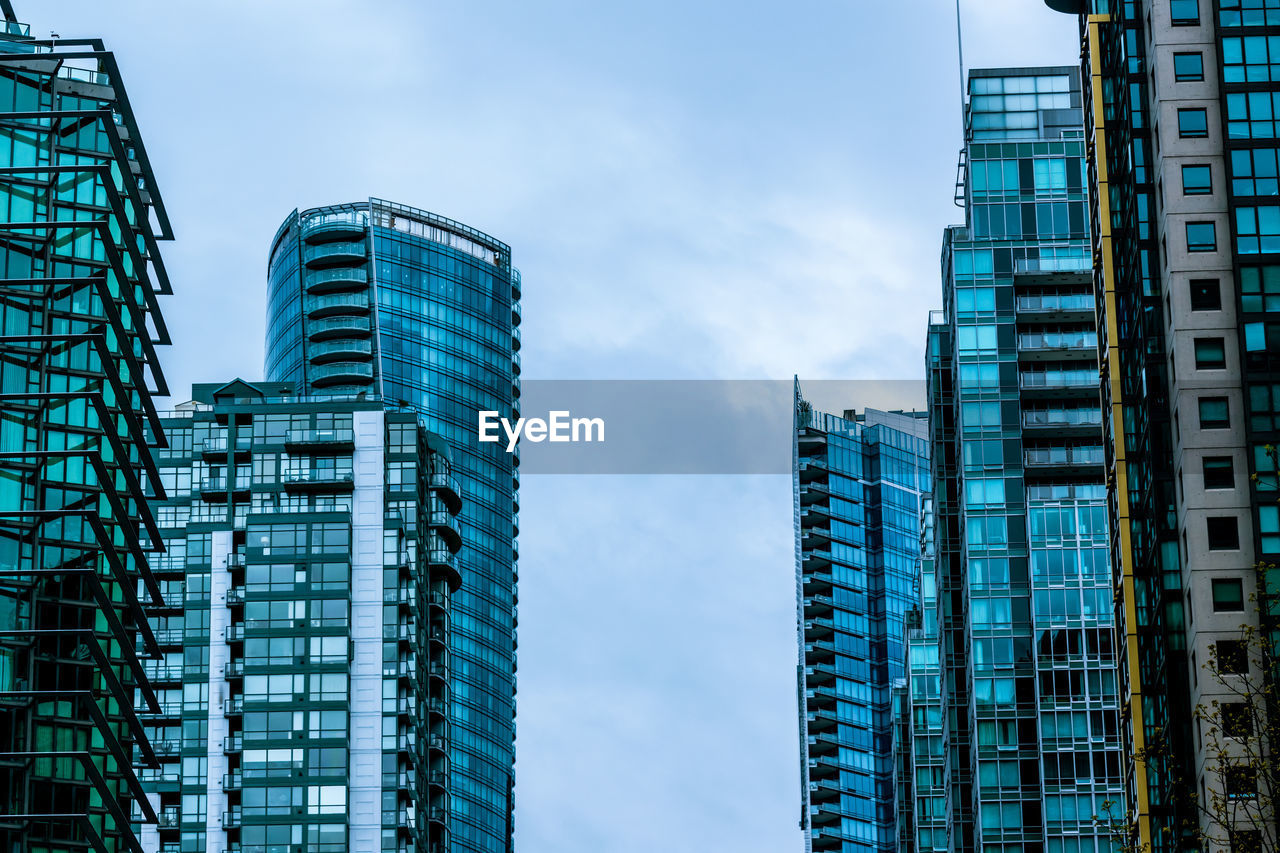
[303,240,367,268]
[427,540,463,589]
[427,508,462,553]
[429,472,462,514]
[309,338,373,364]
[307,315,372,341]
[512,325,521,352]
[310,361,374,388]
[512,352,521,377]
[306,292,369,319]
[306,266,369,295]
[301,212,367,244]
[511,300,522,327]
[510,268,522,299]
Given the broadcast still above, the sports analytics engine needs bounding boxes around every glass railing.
[305,265,369,292]
[306,292,369,315]
[301,209,367,236]
[303,240,367,264]
[1024,446,1105,466]
[1014,256,1091,274]
[283,468,355,484]
[1018,331,1098,351]
[1019,369,1098,388]
[307,315,372,337]
[287,428,355,444]
[1022,408,1103,427]
[310,361,374,382]
[309,338,372,360]
[1015,294,1094,312]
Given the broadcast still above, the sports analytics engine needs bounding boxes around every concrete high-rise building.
[793,385,929,853]
[136,381,463,853]
[899,67,1126,853]
[0,4,178,851]
[264,201,519,852]
[1045,4,1278,850]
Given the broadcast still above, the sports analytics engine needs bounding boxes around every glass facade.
[901,68,1124,853]
[794,385,929,853]
[265,200,518,853]
[0,10,177,852]
[136,381,463,853]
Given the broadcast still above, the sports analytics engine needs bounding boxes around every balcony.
[224,695,243,716]
[303,240,367,268]
[1022,408,1103,434]
[310,361,374,388]
[282,468,355,492]
[199,476,249,501]
[225,623,244,643]
[428,472,462,513]
[305,265,370,295]
[798,457,829,484]
[306,292,370,319]
[307,314,372,341]
[143,663,184,683]
[427,547,462,592]
[1017,330,1098,361]
[309,338,373,363]
[383,623,416,646]
[1024,446,1105,469]
[151,628,185,646]
[1018,369,1099,398]
[222,770,242,792]
[224,659,244,679]
[223,734,243,753]
[301,211,367,243]
[512,300,522,326]
[512,325,521,352]
[222,808,242,830]
[226,587,245,606]
[1014,292,1094,319]
[140,702,183,720]
[158,808,180,830]
[150,738,182,757]
[285,427,355,453]
[427,509,462,552]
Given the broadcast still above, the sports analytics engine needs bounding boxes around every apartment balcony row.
[1024,445,1105,470]
[281,468,356,492]
[307,314,372,341]
[199,434,253,461]
[1014,292,1094,320]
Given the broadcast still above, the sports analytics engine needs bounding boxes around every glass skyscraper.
[264,200,519,853]
[0,5,178,852]
[899,67,1125,853]
[793,384,929,853]
[136,381,462,853]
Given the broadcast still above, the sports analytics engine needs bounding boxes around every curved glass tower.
[265,199,519,853]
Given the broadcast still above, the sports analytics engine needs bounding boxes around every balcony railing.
[1025,446,1105,467]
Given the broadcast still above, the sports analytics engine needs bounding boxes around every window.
[1242,265,1280,311]
[1221,703,1253,738]
[1217,640,1248,674]
[1231,830,1263,853]
[1182,164,1213,195]
[1178,108,1209,137]
[1230,148,1280,195]
[1200,397,1231,428]
[1225,765,1258,799]
[1226,91,1280,139]
[1171,0,1200,22]
[1190,279,1221,310]
[1187,221,1218,251]
[1212,577,1245,609]
[1195,337,1227,368]
[1203,456,1235,489]
[1174,52,1205,81]
[1208,514,1239,548]
[1236,206,1280,253]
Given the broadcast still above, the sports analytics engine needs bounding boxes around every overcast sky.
[35,1,1075,850]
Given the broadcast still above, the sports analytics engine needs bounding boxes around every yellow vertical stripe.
[1087,14,1153,851]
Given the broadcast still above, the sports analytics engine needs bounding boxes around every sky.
[34,1,1076,850]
